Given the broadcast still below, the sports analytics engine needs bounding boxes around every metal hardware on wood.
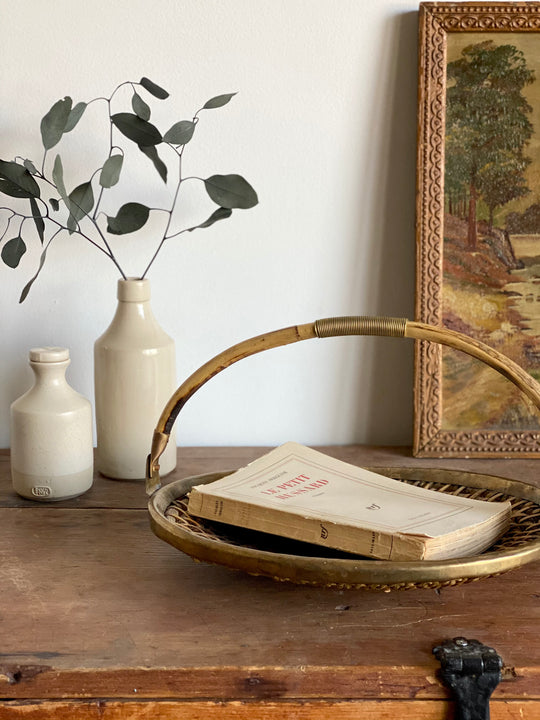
[433,637,503,720]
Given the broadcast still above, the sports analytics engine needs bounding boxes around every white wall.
[0,0,418,448]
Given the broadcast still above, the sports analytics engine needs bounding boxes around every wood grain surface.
[2,699,540,719]
[1,446,539,715]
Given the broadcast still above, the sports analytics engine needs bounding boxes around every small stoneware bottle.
[10,347,93,501]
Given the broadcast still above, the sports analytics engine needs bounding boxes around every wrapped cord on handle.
[314,315,407,338]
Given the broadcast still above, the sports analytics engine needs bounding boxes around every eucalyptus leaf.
[204,174,258,209]
[187,206,232,231]
[111,113,162,146]
[163,120,195,145]
[107,202,150,235]
[203,93,237,110]
[24,159,39,175]
[19,246,48,303]
[99,154,124,188]
[0,178,32,198]
[64,102,87,133]
[49,198,60,212]
[67,181,94,233]
[132,92,151,121]
[138,145,167,183]
[40,96,72,150]
[1,236,26,268]
[0,160,40,198]
[139,77,169,99]
[52,155,68,203]
[29,197,45,244]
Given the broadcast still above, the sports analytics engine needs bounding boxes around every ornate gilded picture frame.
[415,3,540,457]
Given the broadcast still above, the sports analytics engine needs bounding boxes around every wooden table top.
[1,446,539,704]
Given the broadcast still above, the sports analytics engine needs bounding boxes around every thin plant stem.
[90,223,127,278]
[36,151,127,275]
[140,148,184,279]
[92,98,114,220]
[41,149,48,177]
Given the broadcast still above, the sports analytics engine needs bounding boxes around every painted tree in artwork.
[445,41,535,248]
[478,152,531,229]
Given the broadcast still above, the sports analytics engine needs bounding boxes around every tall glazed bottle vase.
[94,278,177,479]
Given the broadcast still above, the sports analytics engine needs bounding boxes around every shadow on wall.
[345,11,418,446]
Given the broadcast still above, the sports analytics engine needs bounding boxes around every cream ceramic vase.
[94,278,177,479]
[10,347,93,501]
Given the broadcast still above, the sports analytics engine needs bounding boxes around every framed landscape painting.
[415,3,540,456]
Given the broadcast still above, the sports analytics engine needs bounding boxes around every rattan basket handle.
[146,316,540,494]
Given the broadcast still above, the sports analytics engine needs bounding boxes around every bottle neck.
[113,277,156,323]
[117,278,151,303]
[30,360,70,388]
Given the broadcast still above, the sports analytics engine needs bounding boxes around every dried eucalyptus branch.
[0,77,258,302]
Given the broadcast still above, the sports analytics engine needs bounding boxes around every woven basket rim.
[148,465,540,590]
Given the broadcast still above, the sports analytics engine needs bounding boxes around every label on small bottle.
[31,486,52,498]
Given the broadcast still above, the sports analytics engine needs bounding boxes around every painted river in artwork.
[507,236,540,339]
[441,227,540,430]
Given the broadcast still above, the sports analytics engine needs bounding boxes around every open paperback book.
[187,443,512,561]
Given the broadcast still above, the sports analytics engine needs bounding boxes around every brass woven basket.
[146,316,540,590]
